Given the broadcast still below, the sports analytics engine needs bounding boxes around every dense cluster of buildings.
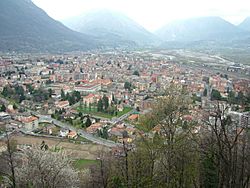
[0,50,249,143]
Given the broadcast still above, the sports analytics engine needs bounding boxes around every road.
[38,115,121,148]
[111,109,136,125]
[0,96,131,148]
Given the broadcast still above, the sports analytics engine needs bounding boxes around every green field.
[73,159,98,170]
[77,106,133,119]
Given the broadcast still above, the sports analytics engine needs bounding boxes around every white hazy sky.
[32,0,250,31]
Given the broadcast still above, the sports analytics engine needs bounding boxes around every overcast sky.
[32,0,250,31]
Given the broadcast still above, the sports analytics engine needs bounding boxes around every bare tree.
[200,102,250,188]
[0,131,17,188]
[15,147,79,188]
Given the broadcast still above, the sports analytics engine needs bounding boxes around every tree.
[40,141,49,151]
[0,131,17,188]
[98,127,109,139]
[103,95,109,110]
[0,104,6,112]
[94,85,199,188]
[124,82,132,90]
[73,91,81,102]
[78,112,83,118]
[85,116,92,127]
[200,103,250,188]
[203,88,207,97]
[133,70,140,76]
[2,86,10,97]
[68,95,75,105]
[89,103,92,111]
[48,89,53,98]
[13,103,18,110]
[211,89,222,100]
[152,86,198,187]
[236,91,247,105]
[60,89,65,100]
[97,99,103,112]
[228,91,236,104]
[15,147,79,187]
[19,94,25,103]
[27,84,34,94]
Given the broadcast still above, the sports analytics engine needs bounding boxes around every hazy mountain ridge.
[1,0,250,52]
[0,0,98,52]
[155,16,249,42]
[238,17,250,31]
[63,10,159,46]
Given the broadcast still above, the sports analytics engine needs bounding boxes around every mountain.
[155,16,247,42]
[63,10,158,46]
[0,0,97,52]
[238,17,250,31]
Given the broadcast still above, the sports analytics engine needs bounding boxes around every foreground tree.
[92,85,200,188]
[200,103,250,188]
[15,147,79,188]
[0,132,17,188]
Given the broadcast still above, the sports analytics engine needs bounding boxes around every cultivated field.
[0,135,110,160]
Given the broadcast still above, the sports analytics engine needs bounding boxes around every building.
[68,131,78,139]
[55,101,70,109]
[86,123,103,134]
[60,129,69,137]
[0,112,11,121]
[75,84,101,93]
[18,116,39,130]
[83,94,101,107]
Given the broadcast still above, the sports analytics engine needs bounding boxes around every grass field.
[73,159,98,170]
[77,106,133,119]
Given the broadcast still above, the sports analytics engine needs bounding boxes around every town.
[0,49,249,187]
[0,50,249,147]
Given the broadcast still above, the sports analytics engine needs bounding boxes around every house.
[43,124,57,135]
[55,101,70,109]
[0,112,11,121]
[86,123,104,134]
[128,114,139,122]
[60,128,69,137]
[68,131,78,139]
[83,93,101,107]
[19,116,39,130]
[109,127,126,137]
[91,79,112,87]
[117,104,124,112]
[126,127,136,135]
[75,83,101,93]
[118,137,133,144]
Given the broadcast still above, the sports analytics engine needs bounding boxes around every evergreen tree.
[133,70,140,76]
[211,89,221,101]
[61,89,65,100]
[0,104,6,112]
[102,126,108,139]
[97,99,103,112]
[48,89,53,98]
[13,103,18,110]
[89,103,92,111]
[124,82,132,90]
[203,88,207,97]
[103,95,109,110]
[85,116,92,127]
